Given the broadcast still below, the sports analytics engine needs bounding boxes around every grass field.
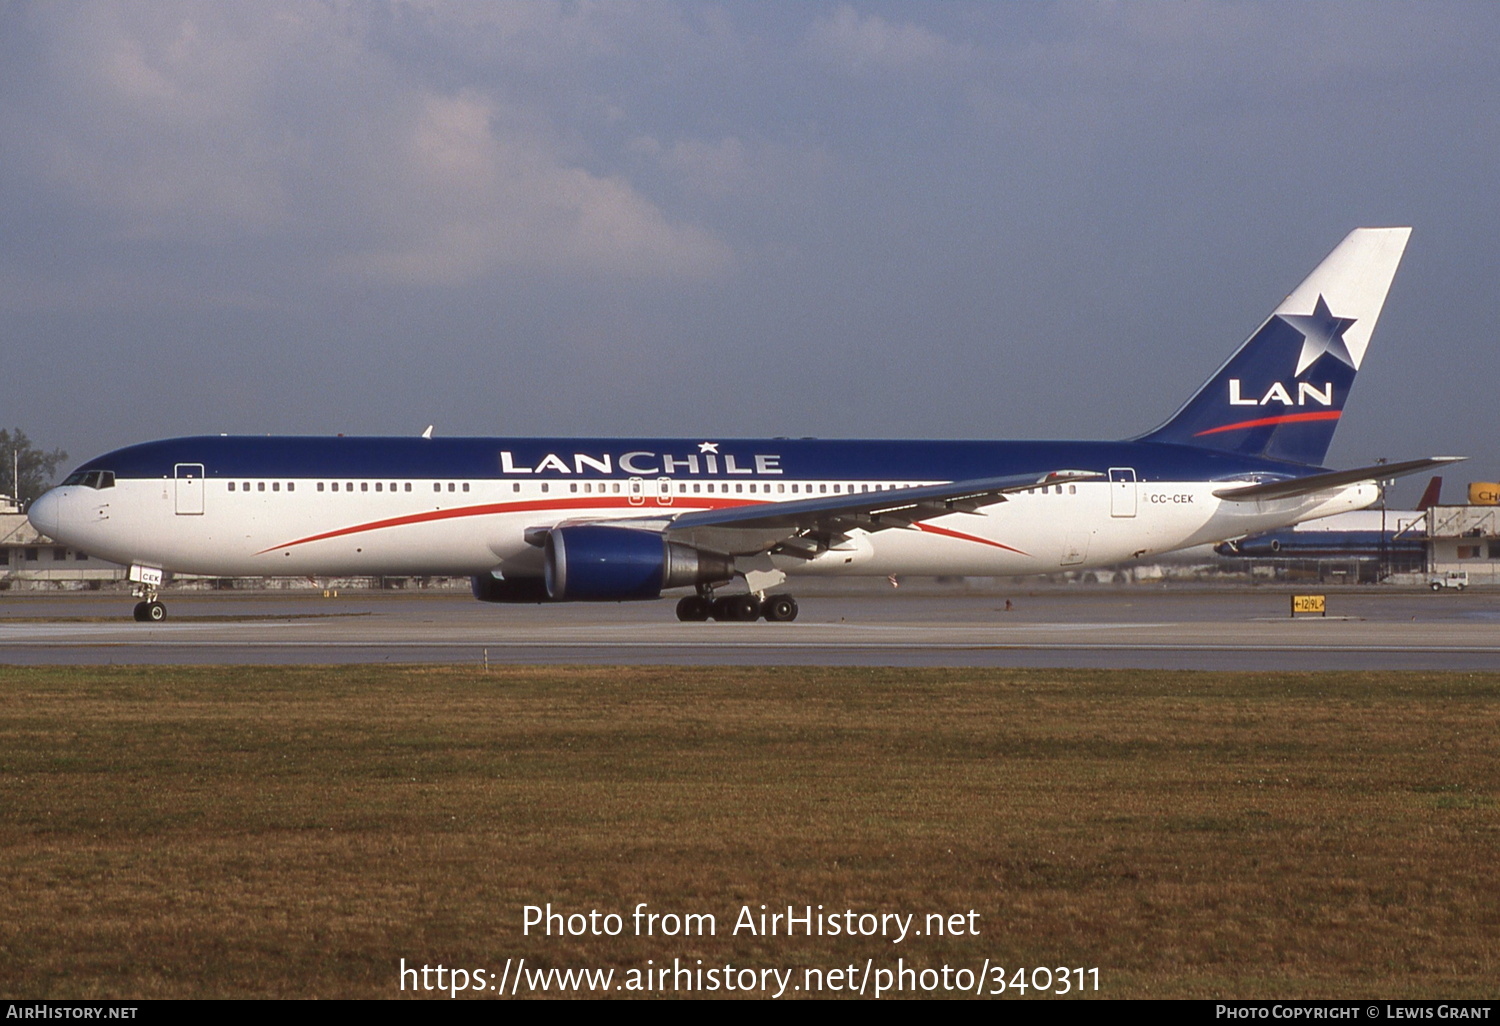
[1,665,1496,999]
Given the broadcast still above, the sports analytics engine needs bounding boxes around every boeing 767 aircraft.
[29,227,1458,622]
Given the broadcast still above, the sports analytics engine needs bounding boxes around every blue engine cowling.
[471,575,552,603]
[543,525,733,601]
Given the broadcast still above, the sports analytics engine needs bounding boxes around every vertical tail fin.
[1416,476,1443,511]
[1139,227,1411,466]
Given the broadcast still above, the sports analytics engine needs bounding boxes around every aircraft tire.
[763,595,799,622]
[132,602,149,622]
[676,595,711,621]
[711,595,760,622]
[147,602,167,622]
[733,595,763,621]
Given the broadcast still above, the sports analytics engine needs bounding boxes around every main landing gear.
[675,588,799,623]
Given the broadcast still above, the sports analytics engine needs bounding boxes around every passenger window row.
[228,481,295,492]
[225,481,474,493]
[554,481,918,495]
[216,480,930,497]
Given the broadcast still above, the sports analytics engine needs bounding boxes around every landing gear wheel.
[676,595,711,621]
[711,595,762,621]
[733,595,763,621]
[134,601,166,622]
[763,595,799,622]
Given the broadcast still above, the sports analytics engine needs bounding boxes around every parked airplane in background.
[30,227,1459,622]
[1214,477,1442,563]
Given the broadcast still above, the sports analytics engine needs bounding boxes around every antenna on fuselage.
[421,425,434,439]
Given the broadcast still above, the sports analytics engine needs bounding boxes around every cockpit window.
[61,470,115,489]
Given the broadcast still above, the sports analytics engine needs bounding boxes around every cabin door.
[1109,467,1137,518]
[175,463,205,515]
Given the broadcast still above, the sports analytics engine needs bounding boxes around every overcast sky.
[3,1,1497,502]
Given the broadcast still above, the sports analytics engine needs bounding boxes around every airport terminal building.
[0,495,126,587]
[1426,504,1500,584]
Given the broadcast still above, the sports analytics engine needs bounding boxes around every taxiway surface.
[3,587,1498,669]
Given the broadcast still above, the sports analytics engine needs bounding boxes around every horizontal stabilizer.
[1212,456,1465,502]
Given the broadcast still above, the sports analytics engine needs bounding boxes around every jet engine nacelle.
[543,525,734,601]
[471,574,552,603]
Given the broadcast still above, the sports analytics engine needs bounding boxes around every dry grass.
[0,665,1496,999]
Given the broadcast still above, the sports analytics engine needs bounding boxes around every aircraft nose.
[27,488,60,537]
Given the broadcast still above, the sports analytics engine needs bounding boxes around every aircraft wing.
[1212,456,1465,502]
[657,469,1102,557]
[525,469,1102,558]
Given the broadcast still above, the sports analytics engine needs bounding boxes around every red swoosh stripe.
[1193,410,1341,437]
[257,496,750,554]
[914,522,1031,556]
[260,496,1031,557]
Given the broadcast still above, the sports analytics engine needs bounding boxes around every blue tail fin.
[1139,227,1411,466]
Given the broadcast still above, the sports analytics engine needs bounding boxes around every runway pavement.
[3,586,1500,669]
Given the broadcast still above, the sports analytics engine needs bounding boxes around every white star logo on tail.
[1282,295,1359,376]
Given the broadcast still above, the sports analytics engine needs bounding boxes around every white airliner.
[29,227,1459,622]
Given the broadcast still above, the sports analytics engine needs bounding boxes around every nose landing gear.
[127,565,167,622]
[132,600,167,622]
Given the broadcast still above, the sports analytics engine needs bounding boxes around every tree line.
[2,429,68,506]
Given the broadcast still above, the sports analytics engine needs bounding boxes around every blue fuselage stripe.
[72,436,1327,484]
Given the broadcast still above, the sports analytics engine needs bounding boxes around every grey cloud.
[804,4,972,74]
[1,1,732,298]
